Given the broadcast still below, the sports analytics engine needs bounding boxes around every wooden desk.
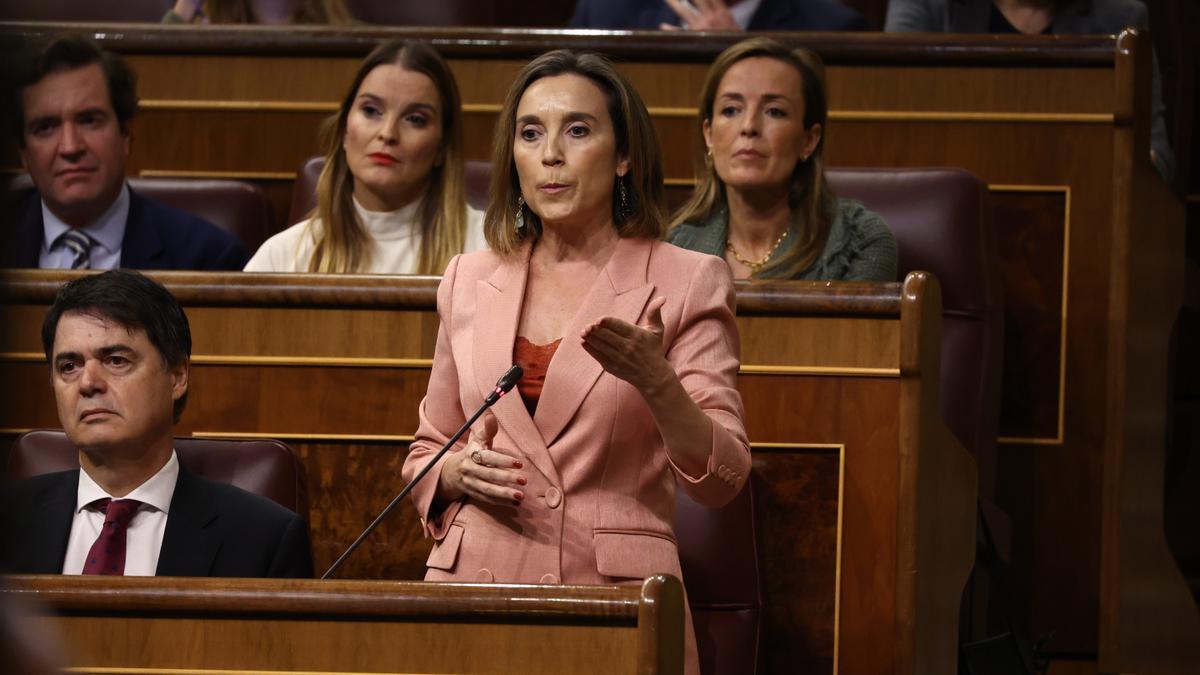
[0,28,1187,657]
[0,270,976,674]
[1,574,684,674]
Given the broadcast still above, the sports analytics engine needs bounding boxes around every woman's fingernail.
[514,460,524,469]
[514,491,524,500]
[517,477,527,485]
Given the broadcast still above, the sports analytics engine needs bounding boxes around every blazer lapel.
[155,466,221,576]
[119,190,166,269]
[535,238,655,448]
[26,472,78,573]
[472,245,561,484]
[950,0,992,32]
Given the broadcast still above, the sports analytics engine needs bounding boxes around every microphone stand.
[321,366,522,579]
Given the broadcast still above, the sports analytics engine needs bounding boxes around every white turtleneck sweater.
[244,196,486,274]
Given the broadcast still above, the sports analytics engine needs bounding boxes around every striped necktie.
[58,229,93,269]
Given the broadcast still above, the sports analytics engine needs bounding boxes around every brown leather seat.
[675,479,763,675]
[5,429,308,517]
[129,177,273,252]
[8,174,273,252]
[827,167,1003,493]
[0,0,164,20]
[287,156,491,226]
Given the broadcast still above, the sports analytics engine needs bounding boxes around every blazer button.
[476,568,494,583]
[545,487,562,509]
[540,573,560,584]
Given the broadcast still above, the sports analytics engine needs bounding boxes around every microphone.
[322,365,523,579]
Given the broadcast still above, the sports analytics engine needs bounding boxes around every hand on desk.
[438,410,527,507]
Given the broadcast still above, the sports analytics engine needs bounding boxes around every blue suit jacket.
[570,0,866,31]
[4,187,250,270]
[0,464,313,578]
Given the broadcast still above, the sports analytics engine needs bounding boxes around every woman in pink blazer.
[401,49,751,673]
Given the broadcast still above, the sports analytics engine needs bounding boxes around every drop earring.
[618,178,630,218]
[515,194,526,232]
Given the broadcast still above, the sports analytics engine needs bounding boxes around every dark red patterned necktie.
[81,498,142,575]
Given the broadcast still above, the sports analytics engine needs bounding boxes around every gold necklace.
[726,229,788,274]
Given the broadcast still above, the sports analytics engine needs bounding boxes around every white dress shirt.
[62,450,179,576]
[243,195,487,273]
[39,183,130,270]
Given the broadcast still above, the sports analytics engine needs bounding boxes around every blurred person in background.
[886,0,1175,181]
[165,0,352,24]
[570,0,866,32]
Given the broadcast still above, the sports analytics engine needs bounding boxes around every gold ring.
[471,449,483,465]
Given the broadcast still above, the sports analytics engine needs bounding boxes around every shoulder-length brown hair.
[484,50,666,256]
[670,37,836,279]
[307,39,468,274]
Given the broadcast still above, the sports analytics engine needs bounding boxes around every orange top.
[513,336,562,416]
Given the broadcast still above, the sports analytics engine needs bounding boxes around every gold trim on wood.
[139,169,297,181]
[190,356,433,368]
[831,111,1113,124]
[749,442,844,451]
[140,99,338,113]
[833,442,846,675]
[66,668,398,675]
[988,184,1071,446]
[191,432,414,442]
[136,100,1115,126]
[740,365,900,377]
[0,354,896,376]
[0,353,433,368]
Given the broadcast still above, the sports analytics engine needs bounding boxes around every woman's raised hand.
[581,296,673,395]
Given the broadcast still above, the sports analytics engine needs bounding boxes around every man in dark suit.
[570,0,867,32]
[0,271,312,577]
[3,35,248,271]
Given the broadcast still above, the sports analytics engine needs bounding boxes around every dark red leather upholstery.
[828,168,1003,495]
[9,174,272,252]
[675,480,763,675]
[287,156,491,226]
[129,178,273,251]
[0,0,163,21]
[5,429,308,517]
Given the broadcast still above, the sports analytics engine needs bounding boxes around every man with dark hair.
[3,35,249,270]
[0,271,312,577]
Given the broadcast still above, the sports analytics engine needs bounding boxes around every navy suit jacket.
[570,0,867,31]
[0,465,313,578]
[3,187,250,270]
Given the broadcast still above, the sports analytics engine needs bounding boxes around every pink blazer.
[402,237,751,588]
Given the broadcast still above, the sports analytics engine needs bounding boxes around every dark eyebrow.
[401,102,438,115]
[53,351,82,366]
[517,111,599,126]
[74,106,110,118]
[97,344,134,358]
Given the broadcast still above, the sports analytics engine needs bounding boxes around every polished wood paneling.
[2,575,683,674]
[1,22,1190,668]
[0,271,976,675]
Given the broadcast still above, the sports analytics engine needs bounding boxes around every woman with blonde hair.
[401,49,749,674]
[246,39,484,273]
[669,37,897,281]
